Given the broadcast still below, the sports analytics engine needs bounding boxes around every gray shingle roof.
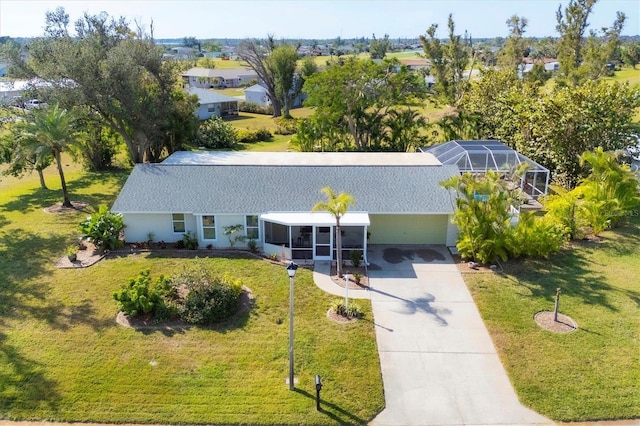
[182,67,257,79]
[112,160,459,215]
[187,87,239,105]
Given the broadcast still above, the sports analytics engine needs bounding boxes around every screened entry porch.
[260,212,370,263]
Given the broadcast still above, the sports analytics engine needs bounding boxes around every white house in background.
[181,67,258,89]
[0,79,29,104]
[111,151,460,262]
[244,84,270,106]
[187,87,239,120]
[244,82,305,108]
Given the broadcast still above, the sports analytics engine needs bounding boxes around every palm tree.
[1,130,52,189]
[18,105,79,207]
[312,186,355,278]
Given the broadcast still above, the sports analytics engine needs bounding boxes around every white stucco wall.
[122,213,197,243]
[195,104,220,120]
[245,90,269,106]
[200,214,252,248]
[446,215,458,247]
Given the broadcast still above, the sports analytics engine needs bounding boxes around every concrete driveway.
[366,245,551,426]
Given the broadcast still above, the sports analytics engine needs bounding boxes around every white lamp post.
[286,261,298,390]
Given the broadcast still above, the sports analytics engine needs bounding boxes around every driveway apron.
[367,245,551,426]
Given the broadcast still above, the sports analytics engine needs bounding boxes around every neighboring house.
[398,58,431,71]
[182,67,258,89]
[170,47,196,60]
[244,84,270,106]
[111,151,460,262]
[187,87,239,120]
[0,79,29,105]
[244,83,305,108]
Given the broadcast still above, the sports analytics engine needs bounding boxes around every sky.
[1,0,639,40]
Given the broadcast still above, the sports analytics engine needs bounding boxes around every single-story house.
[244,84,270,106]
[111,151,460,263]
[187,87,239,120]
[398,58,431,71]
[182,67,258,89]
[244,83,305,108]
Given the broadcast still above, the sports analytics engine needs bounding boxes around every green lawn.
[0,165,384,424]
[464,217,640,421]
[226,108,314,152]
[607,66,640,86]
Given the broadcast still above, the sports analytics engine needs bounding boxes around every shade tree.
[9,8,197,164]
[301,58,427,151]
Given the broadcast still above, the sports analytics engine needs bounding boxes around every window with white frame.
[202,215,216,239]
[246,215,259,240]
[172,213,185,233]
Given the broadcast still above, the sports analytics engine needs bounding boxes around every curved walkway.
[314,245,551,426]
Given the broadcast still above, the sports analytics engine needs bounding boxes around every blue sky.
[1,0,638,39]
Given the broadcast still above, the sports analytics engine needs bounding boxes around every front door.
[314,226,333,260]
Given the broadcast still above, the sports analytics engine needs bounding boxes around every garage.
[368,214,450,245]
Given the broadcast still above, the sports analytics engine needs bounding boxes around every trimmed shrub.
[79,205,124,251]
[235,128,272,144]
[113,269,171,318]
[273,117,299,135]
[172,261,243,324]
[238,101,273,115]
[196,116,237,149]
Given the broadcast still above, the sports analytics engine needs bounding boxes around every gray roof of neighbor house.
[244,84,268,93]
[111,152,459,215]
[181,67,258,79]
[187,87,239,105]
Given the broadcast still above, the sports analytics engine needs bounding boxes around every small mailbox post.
[315,375,323,411]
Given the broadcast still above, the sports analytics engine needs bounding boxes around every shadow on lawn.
[0,214,10,229]
[1,169,129,213]
[0,229,114,329]
[504,247,616,310]
[503,220,640,311]
[294,388,368,425]
[0,332,61,413]
[0,231,67,412]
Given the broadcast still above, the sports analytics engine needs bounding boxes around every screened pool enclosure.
[420,140,549,199]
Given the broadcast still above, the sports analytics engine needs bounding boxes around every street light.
[286,261,298,390]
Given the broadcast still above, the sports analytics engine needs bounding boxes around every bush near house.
[195,116,237,149]
[79,205,125,251]
[238,101,273,115]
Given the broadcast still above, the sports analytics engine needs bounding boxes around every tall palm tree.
[18,105,79,207]
[312,186,355,278]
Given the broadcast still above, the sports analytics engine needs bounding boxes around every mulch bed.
[326,308,359,324]
[452,254,503,274]
[329,264,369,289]
[534,311,578,333]
[43,201,89,214]
[116,286,255,330]
[55,241,105,269]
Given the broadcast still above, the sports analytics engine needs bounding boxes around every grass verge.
[464,216,640,421]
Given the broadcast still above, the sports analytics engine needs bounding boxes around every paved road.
[366,245,551,426]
